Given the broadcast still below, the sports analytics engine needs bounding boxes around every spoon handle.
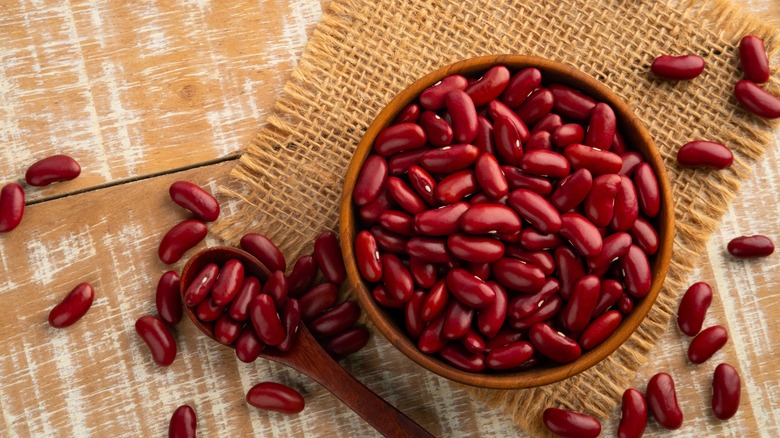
[278,326,433,438]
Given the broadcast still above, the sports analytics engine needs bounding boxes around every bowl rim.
[339,54,675,389]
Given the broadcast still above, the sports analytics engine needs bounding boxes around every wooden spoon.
[181,246,433,438]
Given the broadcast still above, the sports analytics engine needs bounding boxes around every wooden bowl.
[339,55,674,389]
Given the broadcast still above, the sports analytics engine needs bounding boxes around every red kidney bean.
[380,253,414,302]
[0,183,25,233]
[135,315,176,366]
[560,213,603,257]
[487,100,531,141]
[421,279,449,322]
[183,263,219,307]
[611,176,639,231]
[554,246,585,300]
[584,103,617,150]
[493,115,524,166]
[359,187,394,224]
[516,88,555,125]
[372,285,404,308]
[418,313,447,354]
[484,327,524,351]
[646,372,683,429]
[531,113,562,135]
[618,152,644,176]
[552,123,585,148]
[474,116,496,155]
[564,144,623,176]
[438,343,486,372]
[579,310,622,350]
[477,282,507,338]
[491,257,545,293]
[287,255,318,298]
[618,388,648,438]
[461,328,486,354]
[521,150,570,179]
[156,271,182,325]
[587,232,632,276]
[387,177,428,214]
[211,259,244,306]
[445,89,478,143]
[446,268,496,308]
[508,189,562,234]
[584,174,621,228]
[550,168,593,213]
[353,155,388,207]
[542,408,601,438]
[549,83,597,120]
[169,181,220,222]
[486,341,534,370]
[406,165,437,206]
[418,111,454,146]
[169,405,197,438]
[374,123,427,156]
[434,170,478,204]
[617,293,635,315]
[249,294,285,346]
[228,276,261,321]
[501,67,542,108]
[48,282,95,329]
[466,262,493,280]
[510,295,563,330]
[524,131,553,152]
[633,163,660,218]
[630,217,659,256]
[395,103,420,124]
[727,235,774,258]
[651,54,705,80]
[497,229,521,243]
[214,313,242,345]
[195,297,224,322]
[677,281,713,336]
[404,290,427,339]
[688,325,728,364]
[299,283,338,321]
[530,323,581,363]
[620,245,651,298]
[276,298,301,352]
[240,233,286,273]
[158,219,208,264]
[235,326,264,363]
[246,382,305,414]
[405,237,449,262]
[410,257,437,288]
[677,140,734,169]
[611,131,628,154]
[261,271,288,306]
[441,299,474,340]
[323,325,370,360]
[420,74,469,110]
[502,166,554,196]
[414,202,469,236]
[420,144,479,173]
[388,149,428,176]
[592,279,623,317]
[447,233,504,263]
[474,153,508,199]
[508,278,559,319]
[355,230,383,282]
[504,247,555,275]
[734,80,780,119]
[739,35,770,84]
[313,231,347,284]
[561,275,600,333]
[24,154,81,187]
[466,65,510,105]
[520,227,563,251]
[712,363,741,420]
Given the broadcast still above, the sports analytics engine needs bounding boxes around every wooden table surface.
[1,1,778,436]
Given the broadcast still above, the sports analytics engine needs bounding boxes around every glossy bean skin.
[488,99,531,142]
[353,155,388,206]
[677,282,713,336]
[246,382,305,414]
[510,295,563,330]
[727,235,774,258]
[549,83,597,120]
[486,341,534,370]
[552,123,585,148]
[438,343,486,372]
[445,89,479,143]
[277,298,302,352]
[240,233,286,273]
[0,183,25,232]
[372,285,404,308]
[299,283,338,321]
[419,111,454,146]
[466,65,511,105]
[587,232,632,276]
[48,282,95,328]
[406,237,449,262]
[491,257,545,293]
[554,246,585,300]
[158,219,208,264]
[261,271,289,306]
[584,174,621,227]
[228,276,261,321]
[579,310,622,350]
[235,327,264,363]
[418,314,447,354]
[504,247,555,275]
[507,189,562,234]
[410,257,437,288]
[420,74,469,110]
[214,314,242,346]
[611,131,628,154]
[677,141,733,169]
[442,300,474,340]
[446,268,496,308]
[447,233,504,263]
[688,325,728,364]
[611,176,639,231]
[323,326,370,360]
[183,263,219,307]
[474,116,497,155]
[550,168,593,213]
[420,144,479,173]
[25,154,81,186]
[525,131,553,151]
[630,217,660,255]
[651,54,705,80]
[559,213,603,257]
[474,153,509,198]
[287,255,318,298]
[434,170,478,205]
[421,279,449,322]
[515,88,554,126]
[634,163,660,217]
[501,67,542,108]
[620,245,652,298]
[135,315,177,366]
[211,259,245,306]
[195,298,223,322]
[521,150,570,179]
[314,231,347,284]
[461,328,486,354]
[508,278,559,319]
[542,408,601,438]
[387,177,428,214]
[477,282,508,338]
[381,253,414,302]
[712,363,741,420]
[646,373,683,429]
[359,187,394,224]
[529,323,581,363]
[619,152,644,176]
[355,230,383,282]
[405,290,428,339]
[561,275,600,333]
[493,115,524,166]
[249,294,286,346]
[584,103,616,150]
[395,103,420,124]
[592,279,623,317]
[618,388,648,438]
[739,35,770,84]
[501,167,553,197]
[734,80,780,119]
[374,123,427,156]
[168,405,197,438]
[461,204,521,236]
[520,228,564,251]
[531,113,563,135]
[414,202,469,236]
[156,271,183,325]
[564,144,623,176]
[617,293,635,315]
[387,149,428,176]
[169,181,220,222]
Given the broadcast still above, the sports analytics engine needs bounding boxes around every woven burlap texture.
[216,0,779,435]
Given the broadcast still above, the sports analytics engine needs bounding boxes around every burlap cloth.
[216,0,779,435]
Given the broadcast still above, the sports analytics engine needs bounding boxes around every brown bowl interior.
[339,55,674,389]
